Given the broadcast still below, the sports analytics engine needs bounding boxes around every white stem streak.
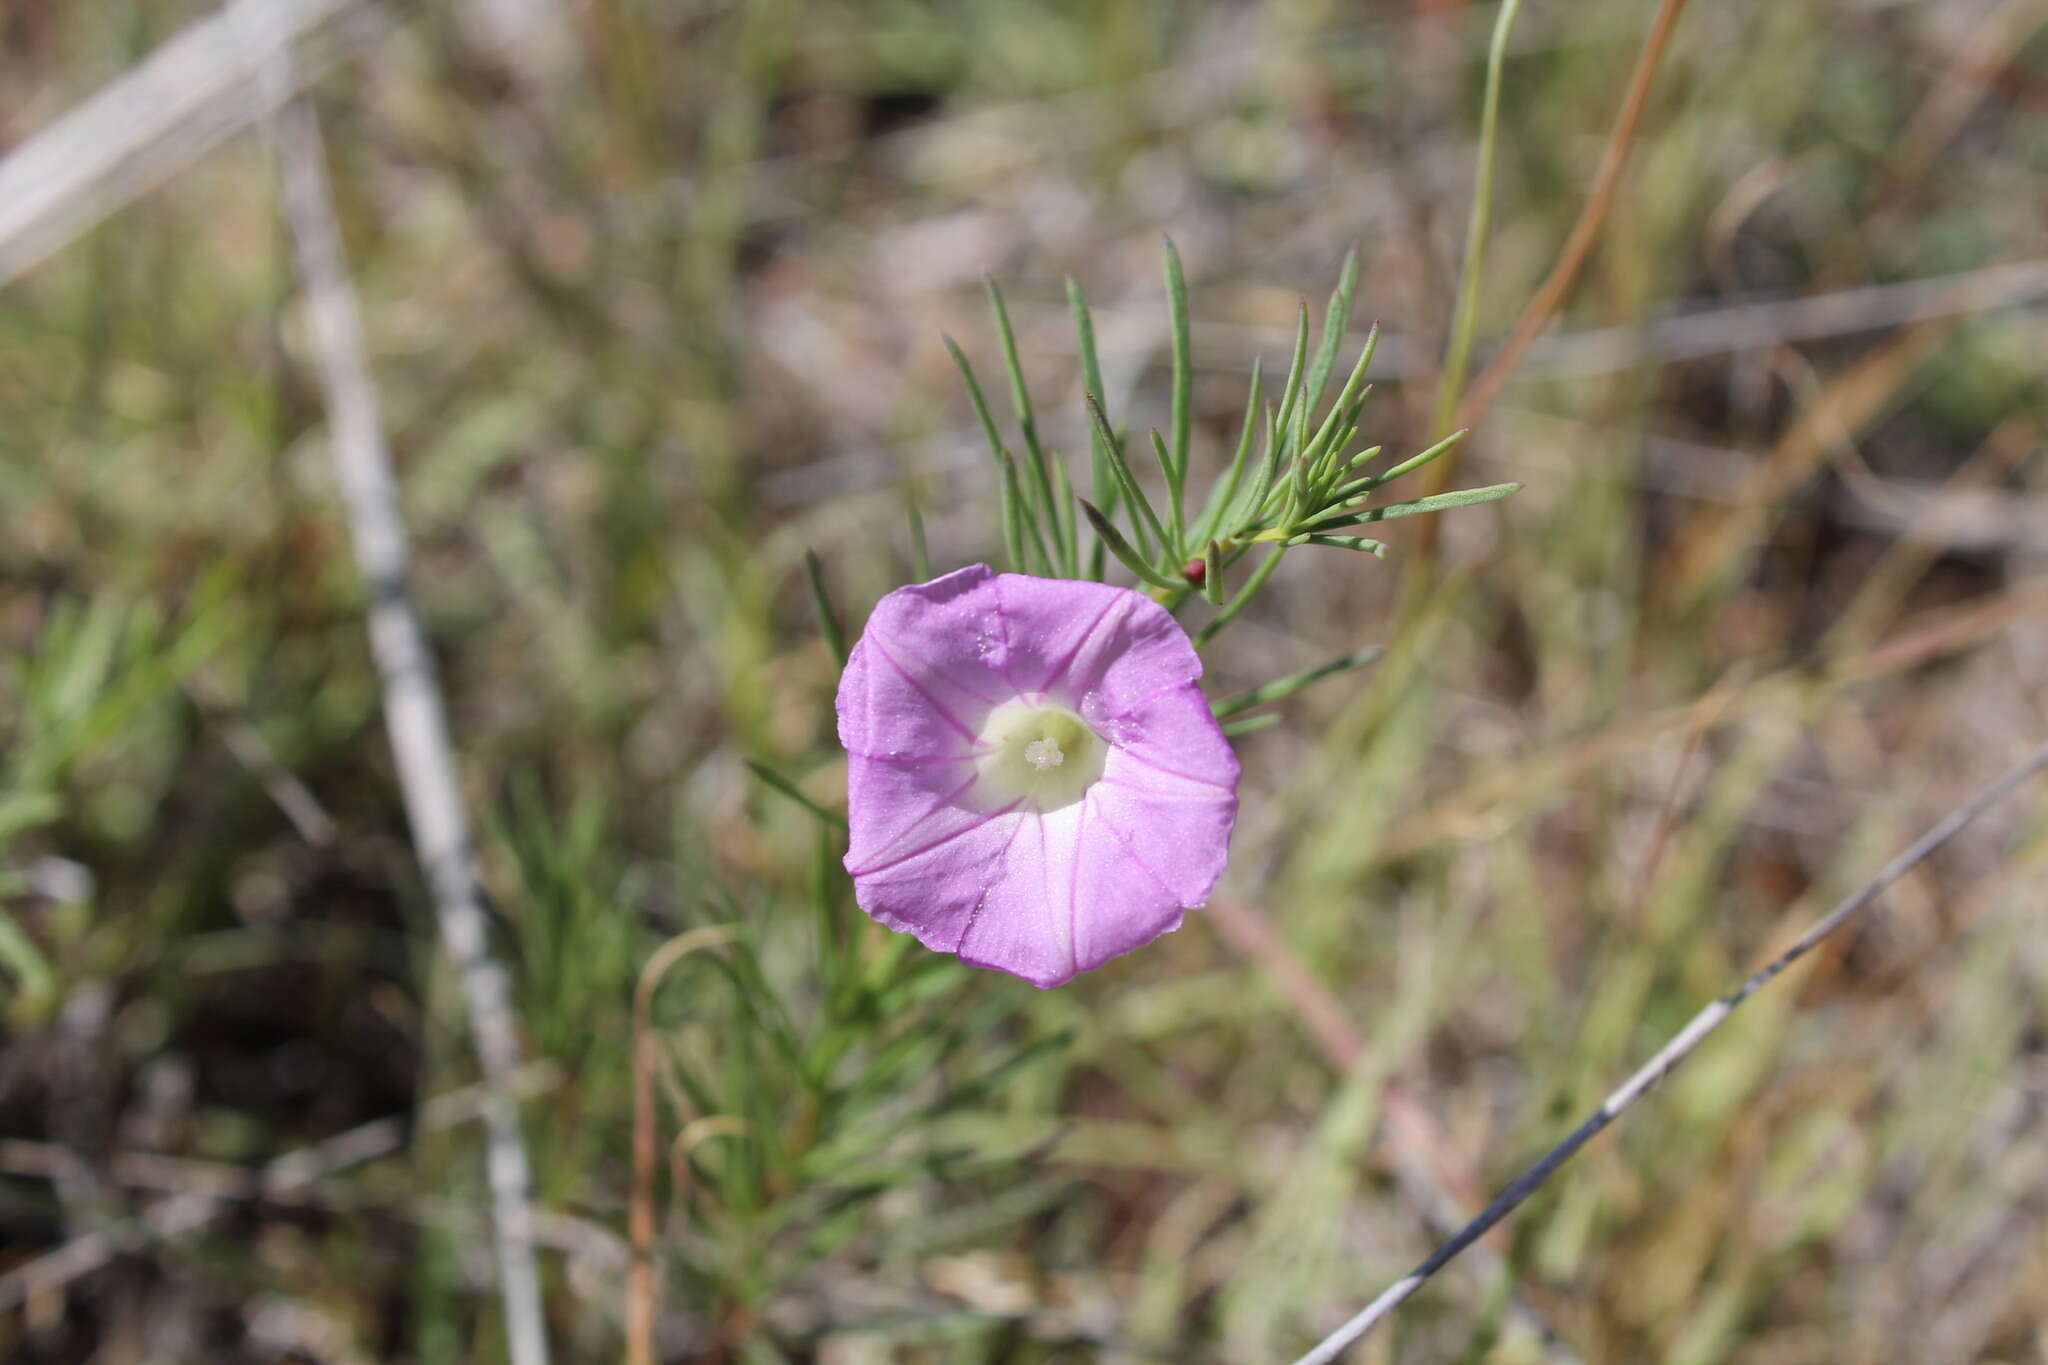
[273,96,552,1365]
[1294,739,2048,1365]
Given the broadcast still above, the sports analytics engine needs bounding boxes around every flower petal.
[956,799,1185,988]
[991,573,1203,718]
[836,636,978,762]
[839,567,1241,988]
[844,752,1003,878]
[1090,724,1238,908]
[985,574,1134,698]
[1086,680,1242,794]
[852,807,1029,954]
[856,564,1011,730]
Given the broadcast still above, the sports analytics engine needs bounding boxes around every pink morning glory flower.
[835,564,1240,988]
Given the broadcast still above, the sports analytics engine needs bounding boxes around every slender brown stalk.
[1452,0,1691,433]
[1413,0,1692,576]
[628,927,738,1365]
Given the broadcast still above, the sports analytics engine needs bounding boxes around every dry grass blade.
[273,94,552,1365]
[629,926,739,1365]
[1293,740,2048,1364]
[0,0,386,287]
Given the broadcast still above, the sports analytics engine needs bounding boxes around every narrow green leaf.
[985,278,1068,569]
[1304,322,1380,477]
[1195,544,1290,648]
[744,760,847,829]
[1163,237,1193,488]
[1213,644,1386,718]
[1358,428,1469,492]
[1202,540,1225,605]
[803,549,847,666]
[1237,399,1284,530]
[1084,393,1168,560]
[1220,712,1283,737]
[1008,453,1055,574]
[907,495,931,581]
[1079,499,1181,590]
[1310,480,1521,530]
[950,335,1039,570]
[1304,245,1360,414]
[944,334,1007,465]
[1068,277,1114,579]
[1148,427,1184,559]
[1304,535,1390,555]
[1190,354,1262,549]
[0,913,54,1005]
[1432,0,1526,436]
[1270,303,1312,452]
[999,454,1026,571]
[1067,279,1113,505]
[1050,452,1078,578]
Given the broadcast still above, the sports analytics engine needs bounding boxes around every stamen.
[1024,737,1065,770]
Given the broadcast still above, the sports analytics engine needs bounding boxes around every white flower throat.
[974,699,1106,812]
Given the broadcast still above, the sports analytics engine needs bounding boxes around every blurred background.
[4,0,2048,1361]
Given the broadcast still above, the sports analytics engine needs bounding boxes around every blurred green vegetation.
[4,1,2048,1362]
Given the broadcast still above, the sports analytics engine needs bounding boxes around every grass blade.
[1212,645,1385,718]
[1310,481,1521,529]
[1068,276,1114,579]
[1164,237,1193,495]
[1079,499,1181,591]
[802,549,847,666]
[1085,393,1169,560]
[985,278,1068,570]
[744,759,847,829]
[1304,245,1360,414]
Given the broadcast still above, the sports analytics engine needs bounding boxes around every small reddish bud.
[1182,558,1207,586]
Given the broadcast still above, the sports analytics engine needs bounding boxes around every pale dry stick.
[1063,254,2048,390]
[0,0,386,287]
[1292,739,2048,1365]
[0,1065,556,1314]
[1522,256,2048,380]
[629,925,740,1365]
[272,97,551,1365]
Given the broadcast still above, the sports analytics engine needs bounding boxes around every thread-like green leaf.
[984,279,1067,570]
[1191,355,1262,549]
[802,549,847,666]
[1213,644,1385,718]
[1085,393,1169,560]
[1078,499,1181,590]
[1164,237,1193,489]
[1303,245,1360,414]
[1310,480,1521,530]
[744,759,847,828]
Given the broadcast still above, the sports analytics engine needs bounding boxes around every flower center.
[975,700,1106,812]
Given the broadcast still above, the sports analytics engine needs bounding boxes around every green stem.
[1430,0,1525,438]
[1195,545,1290,648]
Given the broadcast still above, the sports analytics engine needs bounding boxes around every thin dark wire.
[1294,738,2048,1365]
